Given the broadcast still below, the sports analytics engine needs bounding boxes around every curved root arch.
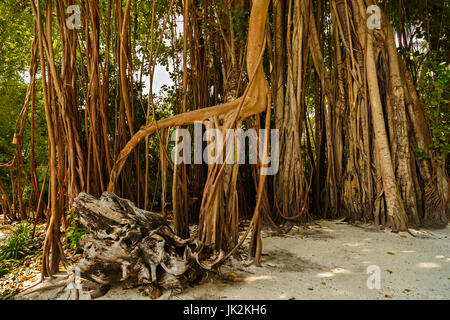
[107,0,270,192]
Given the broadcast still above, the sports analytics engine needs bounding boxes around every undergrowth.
[63,208,89,250]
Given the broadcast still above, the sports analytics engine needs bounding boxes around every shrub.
[64,208,89,250]
[0,259,13,277]
[0,221,33,261]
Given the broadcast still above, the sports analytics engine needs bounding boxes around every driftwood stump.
[73,192,214,298]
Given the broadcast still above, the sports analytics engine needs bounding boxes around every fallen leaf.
[307,287,314,291]
[404,289,411,292]
[387,252,395,255]
[19,274,36,281]
[321,282,326,285]
[228,272,237,278]
[386,269,393,274]
[400,235,407,238]
[385,294,392,299]
[289,297,296,300]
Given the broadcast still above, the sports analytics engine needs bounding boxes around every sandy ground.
[16,220,450,300]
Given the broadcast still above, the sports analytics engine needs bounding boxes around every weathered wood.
[73,192,212,298]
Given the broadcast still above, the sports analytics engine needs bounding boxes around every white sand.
[17,220,450,300]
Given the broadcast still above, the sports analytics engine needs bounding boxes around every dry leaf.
[19,274,36,281]
[386,269,393,274]
[385,294,392,299]
[404,289,411,292]
[400,235,407,238]
[228,272,237,278]
[387,252,395,255]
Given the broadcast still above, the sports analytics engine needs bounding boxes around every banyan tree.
[0,0,448,280]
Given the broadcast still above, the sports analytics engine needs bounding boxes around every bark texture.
[74,192,214,297]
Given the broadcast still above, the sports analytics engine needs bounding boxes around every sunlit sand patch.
[344,242,362,247]
[316,267,351,278]
[416,262,440,269]
[316,272,334,278]
[331,268,351,274]
[234,275,273,283]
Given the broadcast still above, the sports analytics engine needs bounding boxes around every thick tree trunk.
[366,28,409,232]
[274,0,308,219]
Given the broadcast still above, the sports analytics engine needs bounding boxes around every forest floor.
[14,219,450,300]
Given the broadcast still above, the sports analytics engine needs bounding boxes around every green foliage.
[230,6,249,45]
[385,0,449,64]
[0,286,18,300]
[0,1,48,206]
[0,222,33,261]
[418,58,450,169]
[0,259,13,277]
[63,209,89,250]
[415,148,431,160]
[0,0,33,82]
[0,264,9,277]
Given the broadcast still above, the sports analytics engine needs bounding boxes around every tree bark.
[74,192,211,297]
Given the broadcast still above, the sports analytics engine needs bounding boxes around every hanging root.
[106,0,271,266]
